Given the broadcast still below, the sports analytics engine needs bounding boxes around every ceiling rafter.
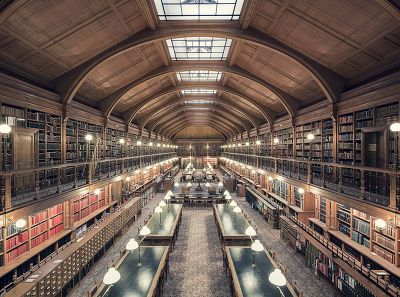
[51,22,346,109]
[163,118,232,139]
[98,62,298,119]
[169,122,228,140]
[156,112,240,137]
[137,95,262,130]
[152,109,246,136]
[123,82,276,126]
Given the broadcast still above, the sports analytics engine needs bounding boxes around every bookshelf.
[295,121,322,161]
[273,127,293,158]
[72,189,106,223]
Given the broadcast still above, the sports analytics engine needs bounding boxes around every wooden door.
[12,127,38,197]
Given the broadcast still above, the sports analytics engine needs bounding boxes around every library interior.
[0,0,400,296]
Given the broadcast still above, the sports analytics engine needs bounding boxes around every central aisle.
[162,208,231,297]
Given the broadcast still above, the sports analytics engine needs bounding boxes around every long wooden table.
[170,193,226,205]
[225,246,295,297]
[94,246,169,297]
[139,204,182,248]
[213,204,253,245]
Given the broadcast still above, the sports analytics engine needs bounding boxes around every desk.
[140,204,182,248]
[94,246,169,297]
[225,246,295,297]
[213,204,253,244]
[170,194,226,205]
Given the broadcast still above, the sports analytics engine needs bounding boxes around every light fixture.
[233,205,241,225]
[115,176,122,181]
[155,206,163,226]
[269,268,287,287]
[298,187,305,194]
[238,143,241,147]
[251,239,264,267]
[85,134,93,141]
[218,181,223,187]
[102,267,121,285]
[139,225,151,236]
[0,123,11,134]
[137,140,142,146]
[187,182,192,187]
[149,142,153,146]
[125,177,131,182]
[159,200,166,207]
[273,137,279,144]
[251,170,256,174]
[157,143,161,147]
[205,182,210,187]
[15,218,27,230]
[245,142,250,146]
[268,176,273,182]
[390,122,400,132]
[225,194,232,201]
[307,133,315,141]
[375,218,387,230]
[229,200,237,207]
[256,140,261,145]
[233,206,241,213]
[94,188,101,195]
[163,144,166,148]
[245,226,257,237]
[119,138,125,144]
[174,182,179,187]
[166,190,173,197]
[126,238,139,252]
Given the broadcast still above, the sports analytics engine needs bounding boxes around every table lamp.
[269,268,287,296]
[250,239,264,267]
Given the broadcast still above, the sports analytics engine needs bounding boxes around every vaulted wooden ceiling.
[0,0,399,140]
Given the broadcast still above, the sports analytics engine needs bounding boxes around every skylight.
[154,0,245,21]
[185,100,213,104]
[166,37,232,60]
[177,70,222,81]
[181,89,217,95]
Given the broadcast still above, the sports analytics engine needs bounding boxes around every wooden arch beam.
[152,109,246,136]
[53,22,345,111]
[140,99,260,131]
[123,83,276,125]
[164,119,232,139]
[158,114,238,138]
[98,62,296,119]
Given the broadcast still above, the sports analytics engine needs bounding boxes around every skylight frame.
[177,70,222,82]
[154,0,245,21]
[166,37,232,61]
[181,89,217,95]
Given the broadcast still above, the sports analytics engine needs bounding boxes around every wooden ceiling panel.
[251,0,400,80]
[78,81,108,102]
[136,93,178,117]
[4,0,110,47]
[82,43,163,101]
[224,74,280,109]
[233,41,322,102]
[44,12,129,68]
[175,126,224,139]
[219,93,263,118]
[116,76,173,112]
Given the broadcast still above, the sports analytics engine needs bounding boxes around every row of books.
[49,203,63,217]
[6,231,29,250]
[31,232,49,248]
[6,242,28,262]
[373,232,395,250]
[49,214,63,228]
[50,223,63,237]
[31,210,48,225]
[31,221,48,237]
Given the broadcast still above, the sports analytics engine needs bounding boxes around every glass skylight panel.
[166,37,231,60]
[154,0,244,21]
[177,70,222,82]
[185,100,213,104]
[181,89,217,95]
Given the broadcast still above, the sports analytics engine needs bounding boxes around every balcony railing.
[222,152,397,209]
[0,151,177,210]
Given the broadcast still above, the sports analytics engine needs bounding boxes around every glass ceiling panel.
[184,100,213,104]
[181,89,217,95]
[154,0,244,21]
[177,70,222,81]
[166,37,232,60]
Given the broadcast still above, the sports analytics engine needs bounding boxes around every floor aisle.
[162,208,231,297]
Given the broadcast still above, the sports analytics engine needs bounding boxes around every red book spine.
[49,214,63,228]
[50,223,63,237]
[31,221,48,237]
[31,232,49,248]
